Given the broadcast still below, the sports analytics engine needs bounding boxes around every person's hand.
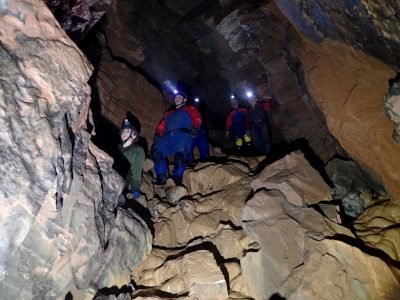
[126,191,141,200]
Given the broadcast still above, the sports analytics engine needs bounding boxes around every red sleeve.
[156,117,166,136]
[226,110,235,129]
[261,96,279,112]
[183,105,202,129]
[156,110,173,136]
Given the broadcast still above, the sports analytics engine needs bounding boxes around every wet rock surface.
[0,1,151,298]
[94,58,165,146]
[128,152,400,299]
[300,39,400,199]
[384,82,400,143]
[326,158,387,218]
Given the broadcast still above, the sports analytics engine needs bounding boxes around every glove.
[244,133,252,143]
[126,191,141,200]
[225,130,231,139]
[190,127,198,138]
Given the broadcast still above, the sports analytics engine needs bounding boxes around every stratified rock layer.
[300,39,400,199]
[0,1,151,298]
[96,58,165,145]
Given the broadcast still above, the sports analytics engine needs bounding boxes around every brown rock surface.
[281,239,400,300]
[251,151,332,206]
[0,1,151,298]
[131,153,399,299]
[132,250,228,299]
[102,2,145,66]
[153,177,252,247]
[241,189,328,299]
[300,39,400,198]
[242,188,400,299]
[96,59,165,144]
[183,161,251,196]
[354,200,400,261]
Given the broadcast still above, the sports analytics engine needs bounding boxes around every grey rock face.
[274,0,400,66]
[326,158,387,217]
[0,1,151,298]
[384,82,400,143]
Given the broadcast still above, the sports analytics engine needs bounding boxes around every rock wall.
[95,58,165,146]
[300,39,400,199]
[273,0,400,66]
[0,1,151,298]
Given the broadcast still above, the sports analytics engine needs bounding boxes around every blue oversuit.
[153,108,193,184]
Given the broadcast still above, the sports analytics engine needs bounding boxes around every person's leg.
[251,126,264,154]
[197,126,209,160]
[261,123,272,154]
[152,138,169,185]
[171,132,192,185]
[172,152,186,185]
[186,137,196,165]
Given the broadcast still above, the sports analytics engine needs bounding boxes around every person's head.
[120,118,138,144]
[230,98,239,109]
[248,95,257,107]
[174,92,187,108]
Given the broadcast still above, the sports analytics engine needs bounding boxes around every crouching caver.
[152,92,193,186]
[118,118,145,207]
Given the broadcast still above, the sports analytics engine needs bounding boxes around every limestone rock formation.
[0,1,151,298]
[45,0,112,41]
[300,39,400,199]
[326,158,387,218]
[95,58,165,145]
[182,161,252,195]
[354,200,400,261]
[384,82,400,143]
[130,152,400,299]
[251,151,332,206]
[281,239,400,300]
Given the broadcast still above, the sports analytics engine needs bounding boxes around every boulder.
[252,151,332,206]
[183,161,251,196]
[281,239,400,300]
[132,250,228,299]
[325,157,387,217]
[241,188,400,299]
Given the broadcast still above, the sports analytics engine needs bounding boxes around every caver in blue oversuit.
[152,93,193,185]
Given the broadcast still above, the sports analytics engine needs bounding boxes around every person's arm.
[156,116,166,136]
[186,105,202,129]
[261,95,279,112]
[226,110,234,130]
[126,147,145,192]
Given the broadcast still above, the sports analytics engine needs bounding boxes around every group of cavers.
[118,91,277,205]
